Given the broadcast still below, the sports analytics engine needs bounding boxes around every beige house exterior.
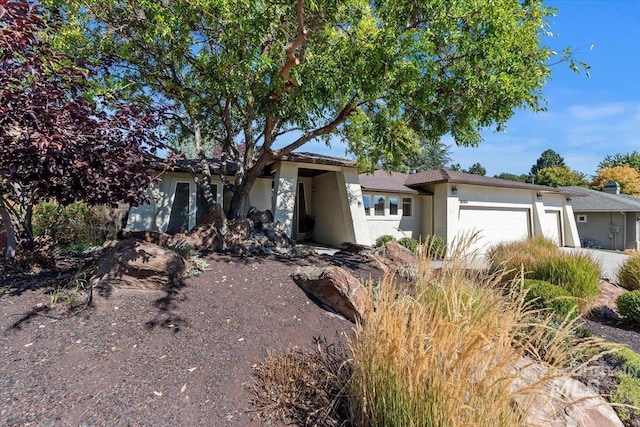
[127,153,581,253]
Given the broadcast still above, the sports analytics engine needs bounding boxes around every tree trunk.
[0,197,17,260]
[226,152,274,220]
[22,203,34,249]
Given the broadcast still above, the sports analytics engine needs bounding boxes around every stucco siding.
[311,172,350,247]
[577,211,631,250]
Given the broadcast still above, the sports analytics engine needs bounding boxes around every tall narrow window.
[196,184,217,226]
[167,182,191,231]
[362,194,371,216]
[374,195,385,216]
[389,197,399,215]
[297,182,309,232]
[402,197,412,217]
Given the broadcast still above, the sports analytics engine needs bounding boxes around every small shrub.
[521,279,579,320]
[617,291,640,324]
[398,237,418,253]
[618,253,640,291]
[33,200,114,248]
[609,345,640,421]
[531,252,601,308]
[374,234,395,248]
[421,235,446,259]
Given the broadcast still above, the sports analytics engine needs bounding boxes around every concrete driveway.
[561,247,629,284]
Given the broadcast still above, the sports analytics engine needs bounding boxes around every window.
[374,195,385,216]
[362,194,371,216]
[402,197,412,217]
[168,182,191,231]
[577,214,587,223]
[389,197,398,215]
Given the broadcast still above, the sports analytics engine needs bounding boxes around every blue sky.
[304,0,640,179]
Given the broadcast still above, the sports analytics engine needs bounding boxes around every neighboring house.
[127,153,581,253]
[564,183,640,251]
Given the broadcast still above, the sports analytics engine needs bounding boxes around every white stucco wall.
[361,192,423,243]
[249,177,273,212]
[312,171,350,247]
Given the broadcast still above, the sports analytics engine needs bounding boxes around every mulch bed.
[0,252,382,426]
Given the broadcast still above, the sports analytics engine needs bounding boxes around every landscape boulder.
[247,207,274,232]
[375,240,416,270]
[511,357,623,427]
[91,239,186,290]
[292,266,369,323]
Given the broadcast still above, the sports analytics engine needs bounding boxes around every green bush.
[618,253,640,291]
[33,200,115,249]
[398,237,418,253]
[421,235,446,259]
[530,252,601,307]
[374,235,395,248]
[617,291,640,325]
[521,279,579,320]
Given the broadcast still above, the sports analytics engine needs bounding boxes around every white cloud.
[567,103,627,120]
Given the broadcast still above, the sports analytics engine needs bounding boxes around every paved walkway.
[560,247,629,284]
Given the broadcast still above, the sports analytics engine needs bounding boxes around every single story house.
[127,152,581,253]
[564,183,640,251]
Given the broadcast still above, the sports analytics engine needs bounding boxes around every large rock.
[375,240,416,270]
[247,207,274,232]
[511,357,623,427]
[292,266,369,323]
[91,239,186,290]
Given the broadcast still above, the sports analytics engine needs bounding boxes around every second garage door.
[458,207,531,253]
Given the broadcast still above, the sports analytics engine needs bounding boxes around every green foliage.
[466,163,486,176]
[47,0,563,218]
[397,140,452,173]
[32,201,115,248]
[421,235,447,259]
[494,173,529,183]
[530,253,601,306]
[533,165,586,187]
[521,279,579,320]
[374,235,395,248]
[530,149,565,176]
[599,150,640,173]
[609,345,640,421]
[398,237,418,253]
[617,252,640,291]
[617,291,640,325]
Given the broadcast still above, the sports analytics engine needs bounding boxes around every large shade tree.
[46,0,569,220]
[0,0,169,259]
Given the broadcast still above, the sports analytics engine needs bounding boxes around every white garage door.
[458,207,531,253]
[543,210,562,246]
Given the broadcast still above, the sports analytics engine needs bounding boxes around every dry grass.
[487,237,558,280]
[348,241,603,427]
[248,338,351,426]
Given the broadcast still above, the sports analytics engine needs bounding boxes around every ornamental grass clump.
[348,241,602,427]
[617,252,640,291]
[487,237,558,280]
[531,252,601,310]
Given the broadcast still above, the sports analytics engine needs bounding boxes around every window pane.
[374,195,385,216]
[168,182,190,231]
[402,197,412,217]
[362,195,371,216]
[389,197,398,215]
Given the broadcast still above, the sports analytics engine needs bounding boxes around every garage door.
[543,210,562,246]
[458,207,531,253]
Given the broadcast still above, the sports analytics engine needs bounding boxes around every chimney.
[603,181,621,195]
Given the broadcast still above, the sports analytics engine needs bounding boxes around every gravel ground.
[1,251,639,426]
[0,252,379,426]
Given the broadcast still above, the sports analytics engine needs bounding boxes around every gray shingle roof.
[563,186,640,212]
